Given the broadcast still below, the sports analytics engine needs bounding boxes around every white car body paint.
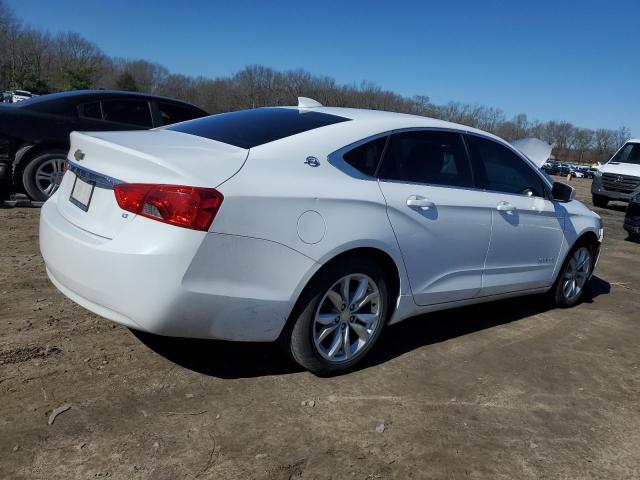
[40,106,602,342]
[592,139,640,202]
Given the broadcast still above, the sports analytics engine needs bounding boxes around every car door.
[465,134,565,296]
[377,129,492,305]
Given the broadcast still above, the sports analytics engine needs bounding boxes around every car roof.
[278,105,505,142]
[17,89,205,112]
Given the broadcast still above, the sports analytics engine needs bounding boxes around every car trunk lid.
[55,130,247,239]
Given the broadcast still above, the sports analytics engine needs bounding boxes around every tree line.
[0,0,629,164]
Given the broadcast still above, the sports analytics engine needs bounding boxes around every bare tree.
[0,0,630,164]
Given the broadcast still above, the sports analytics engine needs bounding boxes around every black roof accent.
[167,107,350,149]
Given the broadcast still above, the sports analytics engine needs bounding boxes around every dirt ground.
[1,177,639,479]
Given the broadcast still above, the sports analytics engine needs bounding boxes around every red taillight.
[114,184,224,231]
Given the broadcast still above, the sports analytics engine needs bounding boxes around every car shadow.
[131,329,303,378]
[132,276,611,379]
[358,275,610,372]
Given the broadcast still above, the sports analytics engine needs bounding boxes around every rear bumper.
[40,198,319,341]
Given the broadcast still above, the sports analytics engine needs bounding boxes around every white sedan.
[40,98,603,375]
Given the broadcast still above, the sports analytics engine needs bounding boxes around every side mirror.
[551,181,575,202]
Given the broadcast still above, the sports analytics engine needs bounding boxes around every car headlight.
[594,170,603,177]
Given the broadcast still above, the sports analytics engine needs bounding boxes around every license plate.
[69,176,95,211]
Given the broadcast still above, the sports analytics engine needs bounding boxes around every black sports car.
[0,90,207,201]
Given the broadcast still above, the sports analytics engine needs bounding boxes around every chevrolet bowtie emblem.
[74,149,85,161]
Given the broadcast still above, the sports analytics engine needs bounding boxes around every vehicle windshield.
[166,107,350,148]
[610,142,640,165]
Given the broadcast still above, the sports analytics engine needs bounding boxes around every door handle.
[406,195,435,210]
[496,201,516,214]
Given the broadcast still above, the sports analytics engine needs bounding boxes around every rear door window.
[102,99,152,127]
[167,108,350,148]
[377,130,474,188]
[79,102,102,119]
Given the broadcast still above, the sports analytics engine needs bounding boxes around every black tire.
[550,241,595,308]
[626,232,640,242]
[281,257,390,376]
[22,149,67,201]
[592,195,609,208]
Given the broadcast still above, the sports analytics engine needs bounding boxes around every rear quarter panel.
[211,123,412,304]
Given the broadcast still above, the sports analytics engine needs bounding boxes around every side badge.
[304,156,320,168]
[74,149,85,161]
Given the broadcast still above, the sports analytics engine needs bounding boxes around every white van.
[592,140,640,207]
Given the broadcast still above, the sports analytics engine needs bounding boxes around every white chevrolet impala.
[40,98,603,375]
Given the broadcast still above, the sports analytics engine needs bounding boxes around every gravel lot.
[1,177,639,479]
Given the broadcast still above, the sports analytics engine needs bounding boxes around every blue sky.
[9,0,640,136]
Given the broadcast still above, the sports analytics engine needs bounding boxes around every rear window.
[167,107,350,148]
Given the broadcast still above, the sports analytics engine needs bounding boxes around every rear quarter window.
[167,108,350,148]
[343,137,387,177]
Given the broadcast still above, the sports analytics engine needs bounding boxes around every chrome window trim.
[331,126,555,202]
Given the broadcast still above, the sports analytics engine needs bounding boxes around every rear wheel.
[551,243,594,308]
[592,195,608,208]
[283,258,390,376]
[22,150,67,201]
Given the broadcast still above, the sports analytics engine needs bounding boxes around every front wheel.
[551,243,594,308]
[283,258,390,376]
[592,195,609,208]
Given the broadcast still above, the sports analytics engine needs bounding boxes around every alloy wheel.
[34,157,66,197]
[312,273,382,363]
[562,246,591,301]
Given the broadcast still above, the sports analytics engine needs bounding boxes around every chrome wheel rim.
[313,273,382,363]
[35,157,66,197]
[562,247,591,301]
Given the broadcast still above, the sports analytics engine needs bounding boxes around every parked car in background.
[40,99,603,375]
[592,139,640,207]
[624,192,640,238]
[11,90,35,102]
[585,168,598,179]
[0,90,208,201]
[570,167,585,178]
